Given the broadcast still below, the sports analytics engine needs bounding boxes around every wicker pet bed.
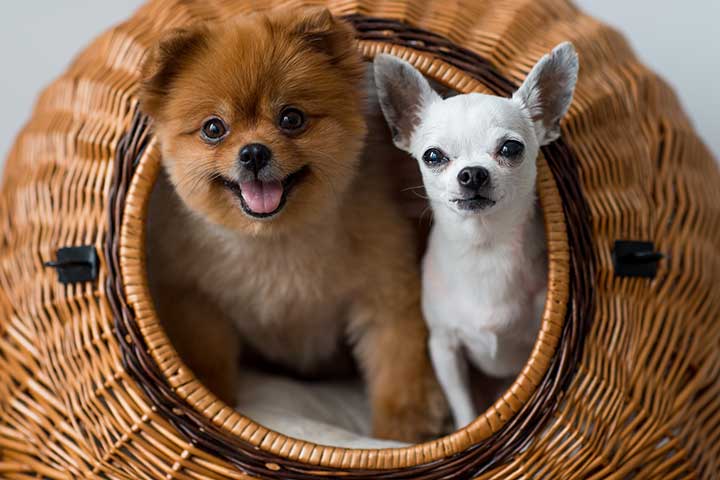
[1,0,719,478]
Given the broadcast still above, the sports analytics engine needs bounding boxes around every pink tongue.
[239,180,283,214]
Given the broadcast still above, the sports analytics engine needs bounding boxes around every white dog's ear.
[512,42,579,145]
[373,54,440,151]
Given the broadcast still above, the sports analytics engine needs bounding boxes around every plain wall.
[0,0,718,174]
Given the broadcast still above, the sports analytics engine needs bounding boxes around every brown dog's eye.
[278,107,306,133]
[201,117,228,143]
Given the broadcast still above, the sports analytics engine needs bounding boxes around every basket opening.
[143,60,533,449]
[120,42,570,469]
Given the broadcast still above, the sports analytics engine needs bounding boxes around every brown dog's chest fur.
[193,214,356,374]
[147,164,412,376]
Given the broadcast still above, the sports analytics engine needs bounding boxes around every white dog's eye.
[499,140,524,158]
[422,148,449,167]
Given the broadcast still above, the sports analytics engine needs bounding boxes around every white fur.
[374,43,578,428]
[236,369,405,449]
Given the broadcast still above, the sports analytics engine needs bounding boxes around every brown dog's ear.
[283,8,363,82]
[139,26,208,118]
[291,7,352,55]
[290,7,335,39]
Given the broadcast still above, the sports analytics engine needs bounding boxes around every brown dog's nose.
[239,143,271,175]
[457,166,490,190]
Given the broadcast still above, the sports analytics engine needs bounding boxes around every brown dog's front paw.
[372,376,449,443]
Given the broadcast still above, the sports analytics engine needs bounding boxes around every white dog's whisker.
[401,185,430,200]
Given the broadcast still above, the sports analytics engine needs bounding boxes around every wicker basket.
[1,0,719,478]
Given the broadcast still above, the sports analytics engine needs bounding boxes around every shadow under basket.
[1,1,719,479]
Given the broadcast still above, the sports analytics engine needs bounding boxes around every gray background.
[0,0,718,173]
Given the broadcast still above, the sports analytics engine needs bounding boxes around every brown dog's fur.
[140,8,447,442]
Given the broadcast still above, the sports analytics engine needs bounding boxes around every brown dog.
[140,8,447,442]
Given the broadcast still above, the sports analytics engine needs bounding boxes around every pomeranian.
[140,7,446,442]
[374,43,578,428]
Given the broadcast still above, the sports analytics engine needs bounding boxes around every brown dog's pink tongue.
[240,180,283,214]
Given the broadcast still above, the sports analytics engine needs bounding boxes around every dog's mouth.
[451,194,496,211]
[220,165,310,219]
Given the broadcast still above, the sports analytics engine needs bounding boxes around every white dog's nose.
[457,167,490,190]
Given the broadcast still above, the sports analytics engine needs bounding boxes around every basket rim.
[107,15,594,478]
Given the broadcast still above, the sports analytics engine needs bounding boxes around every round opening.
[117,41,569,470]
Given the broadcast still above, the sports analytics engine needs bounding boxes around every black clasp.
[45,246,99,284]
[612,240,665,278]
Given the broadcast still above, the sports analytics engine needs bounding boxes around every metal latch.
[612,240,664,278]
[45,246,99,284]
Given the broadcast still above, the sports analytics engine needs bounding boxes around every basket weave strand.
[1,0,718,478]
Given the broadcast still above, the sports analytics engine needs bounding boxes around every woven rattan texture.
[1,0,719,479]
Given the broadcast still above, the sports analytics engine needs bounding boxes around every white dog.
[374,43,578,429]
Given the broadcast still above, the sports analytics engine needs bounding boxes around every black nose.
[239,143,272,175]
[457,167,490,190]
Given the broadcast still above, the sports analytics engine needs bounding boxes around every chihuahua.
[140,8,446,441]
[374,43,579,428]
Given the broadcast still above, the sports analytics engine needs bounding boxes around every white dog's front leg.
[429,333,476,429]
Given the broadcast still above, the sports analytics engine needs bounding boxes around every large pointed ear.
[373,54,441,151]
[139,25,209,119]
[512,42,579,145]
